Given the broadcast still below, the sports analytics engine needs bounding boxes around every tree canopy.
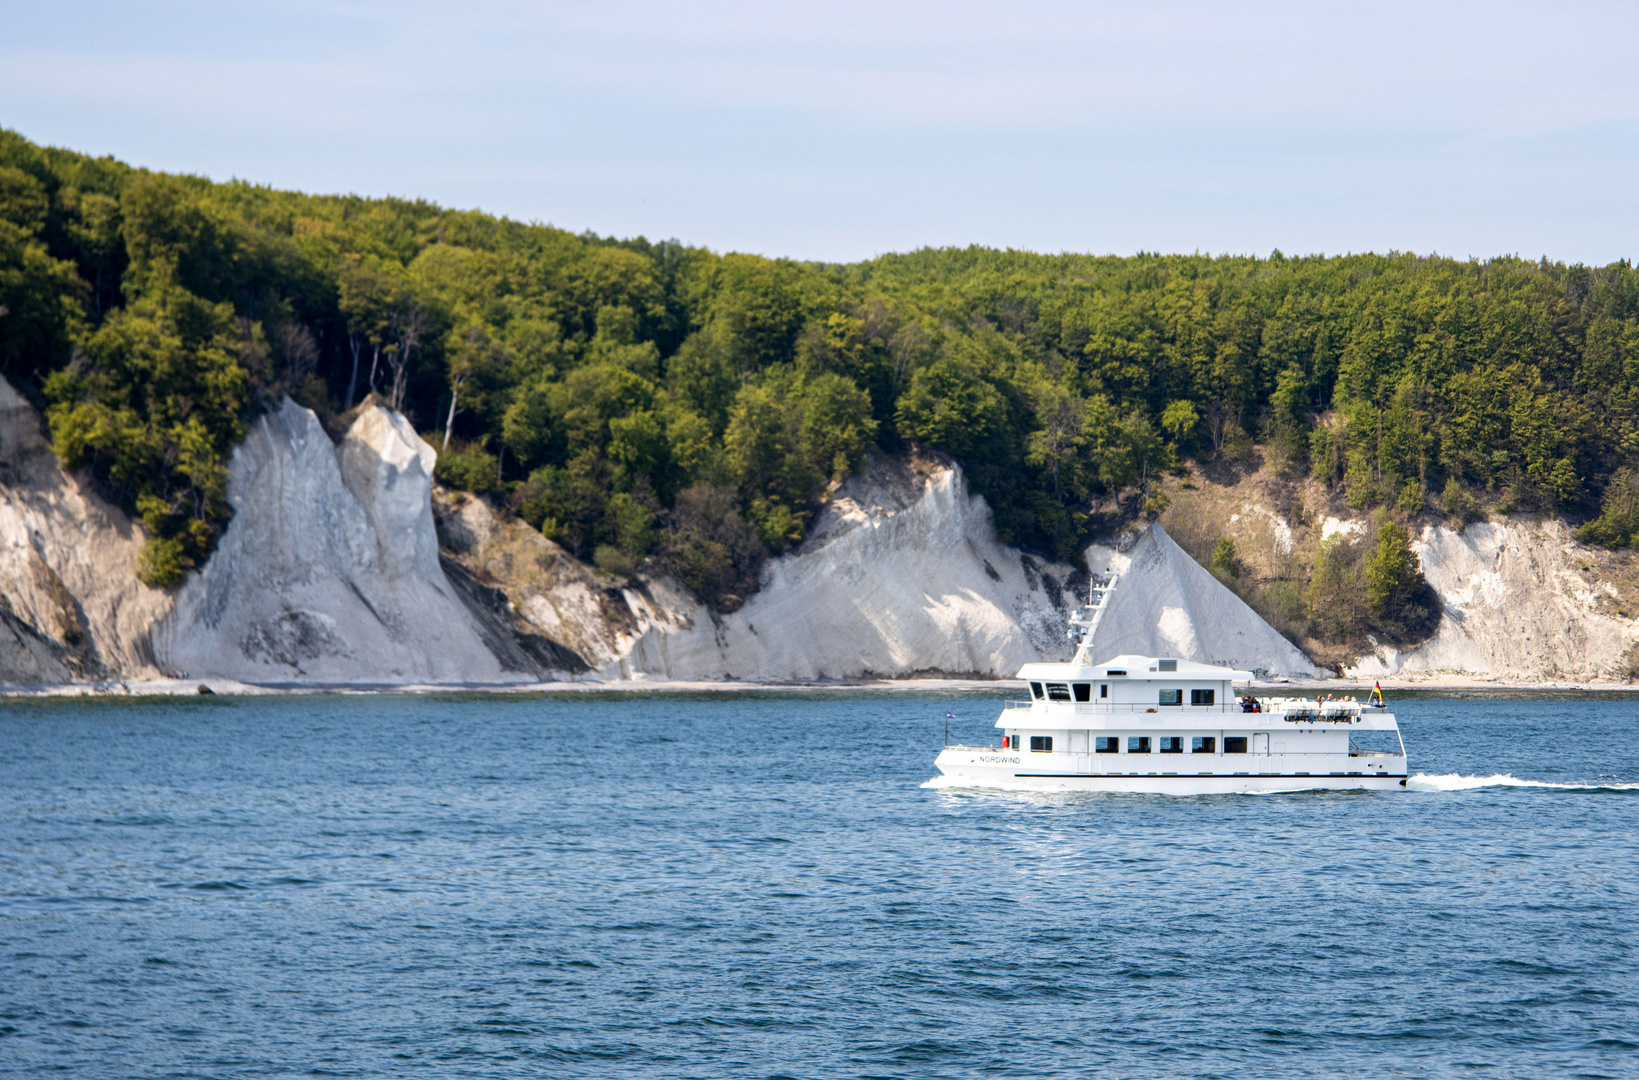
[4,128,1639,596]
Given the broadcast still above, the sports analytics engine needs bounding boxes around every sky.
[3,0,1637,264]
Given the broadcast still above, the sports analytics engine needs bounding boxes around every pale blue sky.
[4,0,1636,263]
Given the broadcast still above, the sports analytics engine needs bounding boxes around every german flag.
[1368,681,1385,707]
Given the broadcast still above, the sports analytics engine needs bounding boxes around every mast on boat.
[1067,572,1117,665]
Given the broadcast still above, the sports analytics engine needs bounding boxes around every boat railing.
[1006,700,1391,717]
[1264,698,1386,715]
[1003,703,1313,714]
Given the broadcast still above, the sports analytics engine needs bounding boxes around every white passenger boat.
[931,575,1409,794]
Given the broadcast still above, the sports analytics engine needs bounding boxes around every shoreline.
[4,673,1639,698]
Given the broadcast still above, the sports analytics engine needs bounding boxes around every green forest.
[4,127,1639,620]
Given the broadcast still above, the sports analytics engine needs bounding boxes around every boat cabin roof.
[1017,654,1253,683]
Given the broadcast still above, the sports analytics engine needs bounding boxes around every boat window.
[1100,684,1108,698]
[1106,669,1126,677]
[1159,736,1183,753]
[1029,736,1053,753]
[1349,731,1401,755]
[1096,736,1119,753]
[1158,659,1178,672]
[1158,689,1182,706]
[1190,689,1215,706]
[1192,736,1216,753]
[1127,736,1151,753]
[1223,736,1248,754]
[1046,683,1072,702]
[1029,682,1044,700]
[1072,683,1092,702]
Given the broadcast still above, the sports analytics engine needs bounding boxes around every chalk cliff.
[0,377,171,683]
[439,453,1320,681]
[151,398,518,684]
[1157,457,1639,682]
[621,454,1079,680]
[1082,525,1320,677]
[12,375,1630,688]
[1347,519,1639,681]
[437,454,1082,680]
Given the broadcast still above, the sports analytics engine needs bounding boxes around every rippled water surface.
[3,691,1638,1078]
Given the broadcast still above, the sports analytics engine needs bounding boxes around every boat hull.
[931,747,1408,794]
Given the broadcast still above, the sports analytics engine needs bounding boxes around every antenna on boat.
[1067,572,1118,664]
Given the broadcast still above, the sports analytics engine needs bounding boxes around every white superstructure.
[931,575,1408,794]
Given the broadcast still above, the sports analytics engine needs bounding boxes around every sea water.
[1,691,1636,1078]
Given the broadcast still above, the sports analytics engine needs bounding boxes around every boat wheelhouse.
[931,575,1409,794]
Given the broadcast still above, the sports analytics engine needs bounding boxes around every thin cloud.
[2,0,1635,261]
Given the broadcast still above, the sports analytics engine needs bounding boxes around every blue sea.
[2,690,1637,1078]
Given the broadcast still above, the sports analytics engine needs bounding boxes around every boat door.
[1068,730,1091,773]
[1253,733,1270,755]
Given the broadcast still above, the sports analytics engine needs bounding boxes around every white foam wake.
[1407,772,1639,792]
[922,772,1639,795]
[921,775,1045,793]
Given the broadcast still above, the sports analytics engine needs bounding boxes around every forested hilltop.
[4,128,1639,634]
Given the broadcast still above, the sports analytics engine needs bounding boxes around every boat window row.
[1012,735,1252,753]
[1028,682,1214,706]
[1030,681,1112,702]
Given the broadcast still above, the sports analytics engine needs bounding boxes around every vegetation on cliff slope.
[4,128,1639,612]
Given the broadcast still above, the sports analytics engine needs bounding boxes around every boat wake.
[921,775,1034,792]
[1407,772,1639,792]
[922,772,1639,795]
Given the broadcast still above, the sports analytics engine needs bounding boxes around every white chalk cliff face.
[27,370,1621,686]
[1082,525,1319,677]
[152,398,512,683]
[453,454,1316,681]
[0,377,171,683]
[616,456,1078,680]
[1348,519,1639,680]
